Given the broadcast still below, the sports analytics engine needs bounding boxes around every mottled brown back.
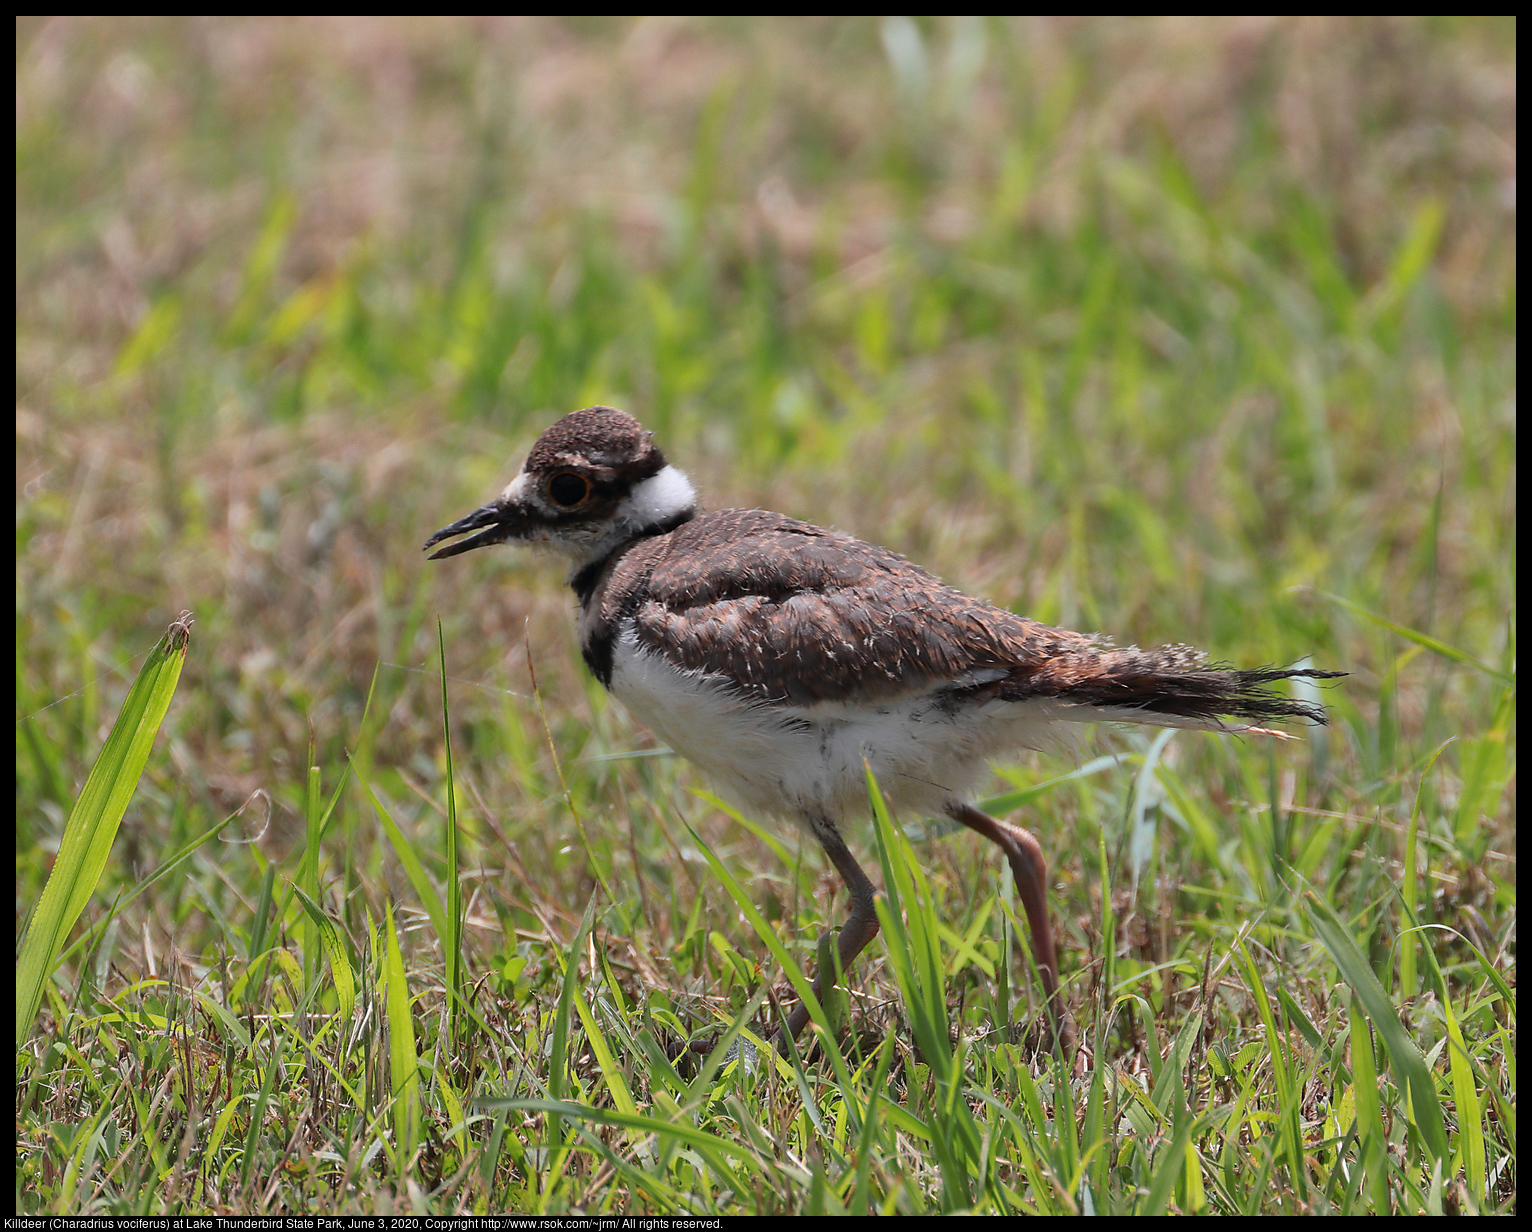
[584,508,1338,725]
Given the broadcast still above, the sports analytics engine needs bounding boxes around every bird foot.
[1009,1008,1079,1061]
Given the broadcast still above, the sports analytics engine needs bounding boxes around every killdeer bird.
[427,406,1340,1050]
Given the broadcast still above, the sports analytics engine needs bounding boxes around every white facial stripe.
[487,462,697,567]
[502,464,692,522]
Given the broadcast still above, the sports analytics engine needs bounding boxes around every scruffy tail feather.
[1061,664,1346,729]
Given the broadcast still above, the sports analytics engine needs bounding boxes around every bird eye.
[547,472,591,507]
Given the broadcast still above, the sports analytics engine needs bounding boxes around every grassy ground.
[16,16,1515,1215]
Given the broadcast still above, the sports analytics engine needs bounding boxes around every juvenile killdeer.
[427,406,1340,1050]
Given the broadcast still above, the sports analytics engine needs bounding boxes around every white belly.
[605,624,1065,827]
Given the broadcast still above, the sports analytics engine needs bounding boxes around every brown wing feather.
[611,509,1095,705]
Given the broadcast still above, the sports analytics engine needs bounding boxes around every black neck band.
[569,507,697,604]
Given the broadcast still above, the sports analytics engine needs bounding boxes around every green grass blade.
[684,981,772,1106]
[867,766,984,1209]
[544,893,598,1193]
[686,823,855,1093]
[1402,739,1455,1001]
[302,744,322,987]
[56,811,235,970]
[1347,988,1391,1211]
[239,1048,282,1192]
[355,762,450,955]
[1453,686,1514,853]
[1138,1109,1194,1216]
[568,971,638,1118]
[1304,892,1449,1167]
[292,883,357,1023]
[382,901,421,1171]
[693,790,797,867]
[1440,981,1486,1207]
[978,753,1124,816]
[1235,940,1305,1196]
[436,618,465,1044]
[484,1097,771,1177]
[1400,906,1490,1206]
[16,614,191,1047]
[1316,591,1512,683]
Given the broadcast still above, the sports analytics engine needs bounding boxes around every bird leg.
[780,816,881,1046]
[946,801,1075,1054]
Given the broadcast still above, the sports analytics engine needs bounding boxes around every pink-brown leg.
[780,814,881,1046]
[947,801,1075,1053]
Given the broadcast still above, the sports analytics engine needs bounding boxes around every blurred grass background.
[15,16,1515,1215]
